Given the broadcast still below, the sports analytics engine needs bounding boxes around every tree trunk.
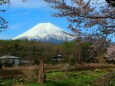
[38,58,45,84]
[0,61,2,69]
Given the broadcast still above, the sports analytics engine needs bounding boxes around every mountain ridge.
[13,22,76,44]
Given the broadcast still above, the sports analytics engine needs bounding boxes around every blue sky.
[0,0,70,39]
[0,0,115,42]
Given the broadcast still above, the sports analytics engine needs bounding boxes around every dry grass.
[0,66,39,80]
[0,64,115,80]
[21,66,39,81]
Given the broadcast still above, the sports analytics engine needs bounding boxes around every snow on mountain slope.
[13,22,76,43]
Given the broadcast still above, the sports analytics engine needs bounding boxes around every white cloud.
[10,0,106,9]
[10,0,47,8]
[8,23,27,30]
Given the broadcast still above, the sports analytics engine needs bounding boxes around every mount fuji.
[13,22,76,44]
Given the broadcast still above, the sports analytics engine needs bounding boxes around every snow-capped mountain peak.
[13,22,76,43]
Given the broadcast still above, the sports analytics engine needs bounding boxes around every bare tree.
[105,0,115,7]
[0,0,27,31]
[0,0,10,30]
[38,57,45,84]
[105,45,115,63]
[44,0,115,46]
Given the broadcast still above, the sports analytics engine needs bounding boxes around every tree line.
[0,40,109,64]
[0,40,60,63]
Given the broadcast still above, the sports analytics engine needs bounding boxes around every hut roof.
[0,55,20,59]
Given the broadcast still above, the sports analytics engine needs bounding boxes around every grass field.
[0,67,115,86]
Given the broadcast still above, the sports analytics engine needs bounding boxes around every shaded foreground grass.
[1,68,115,86]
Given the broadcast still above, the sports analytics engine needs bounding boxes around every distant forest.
[0,40,112,65]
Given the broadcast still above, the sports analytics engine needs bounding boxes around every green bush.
[0,80,13,86]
